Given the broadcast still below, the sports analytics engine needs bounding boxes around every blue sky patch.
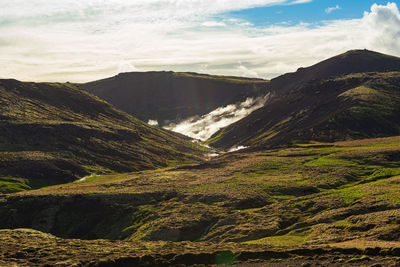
[226,0,396,26]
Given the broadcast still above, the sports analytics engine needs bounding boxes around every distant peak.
[117,70,174,76]
[309,49,400,74]
[337,49,399,60]
[344,49,373,54]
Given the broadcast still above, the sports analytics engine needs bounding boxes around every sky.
[1,0,399,82]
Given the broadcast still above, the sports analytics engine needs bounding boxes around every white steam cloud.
[164,94,269,141]
[147,119,159,126]
[228,146,248,152]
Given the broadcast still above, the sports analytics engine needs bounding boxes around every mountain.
[0,79,206,193]
[79,71,269,125]
[207,50,400,149]
[270,49,400,95]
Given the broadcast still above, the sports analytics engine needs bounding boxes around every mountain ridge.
[79,71,269,125]
[270,49,400,95]
[207,50,400,149]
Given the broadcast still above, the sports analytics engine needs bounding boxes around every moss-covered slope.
[0,79,206,192]
[2,136,400,245]
[1,136,400,265]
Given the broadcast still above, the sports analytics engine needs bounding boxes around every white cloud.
[164,94,269,141]
[237,63,259,78]
[202,21,227,27]
[288,0,312,5]
[363,2,400,53]
[0,2,399,82]
[325,5,341,14]
[118,62,139,73]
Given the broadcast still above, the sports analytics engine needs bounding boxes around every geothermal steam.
[164,94,269,140]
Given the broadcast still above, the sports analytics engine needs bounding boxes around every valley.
[79,72,269,126]
[1,49,400,266]
[2,136,400,265]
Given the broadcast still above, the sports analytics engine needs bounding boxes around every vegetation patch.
[238,159,290,177]
[0,177,30,193]
[305,156,359,168]
[245,233,307,246]
[2,135,400,248]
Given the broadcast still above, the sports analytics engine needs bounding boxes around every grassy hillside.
[1,136,400,265]
[79,71,269,125]
[0,79,207,193]
[1,136,400,242]
[207,50,400,150]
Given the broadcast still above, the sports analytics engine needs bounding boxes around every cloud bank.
[363,2,400,53]
[1,2,400,82]
[164,95,269,141]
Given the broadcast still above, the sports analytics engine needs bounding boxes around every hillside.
[79,71,269,125]
[1,136,400,265]
[207,50,400,149]
[0,79,206,193]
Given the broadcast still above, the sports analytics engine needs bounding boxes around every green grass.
[331,188,366,204]
[332,220,354,228]
[245,234,307,246]
[327,168,400,204]
[339,86,385,101]
[250,130,279,145]
[204,128,228,146]
[369,168,400,180]
[305,156,359,167]
[0,177,31,193]
[215,250,237,265]
[238,160,289,177]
